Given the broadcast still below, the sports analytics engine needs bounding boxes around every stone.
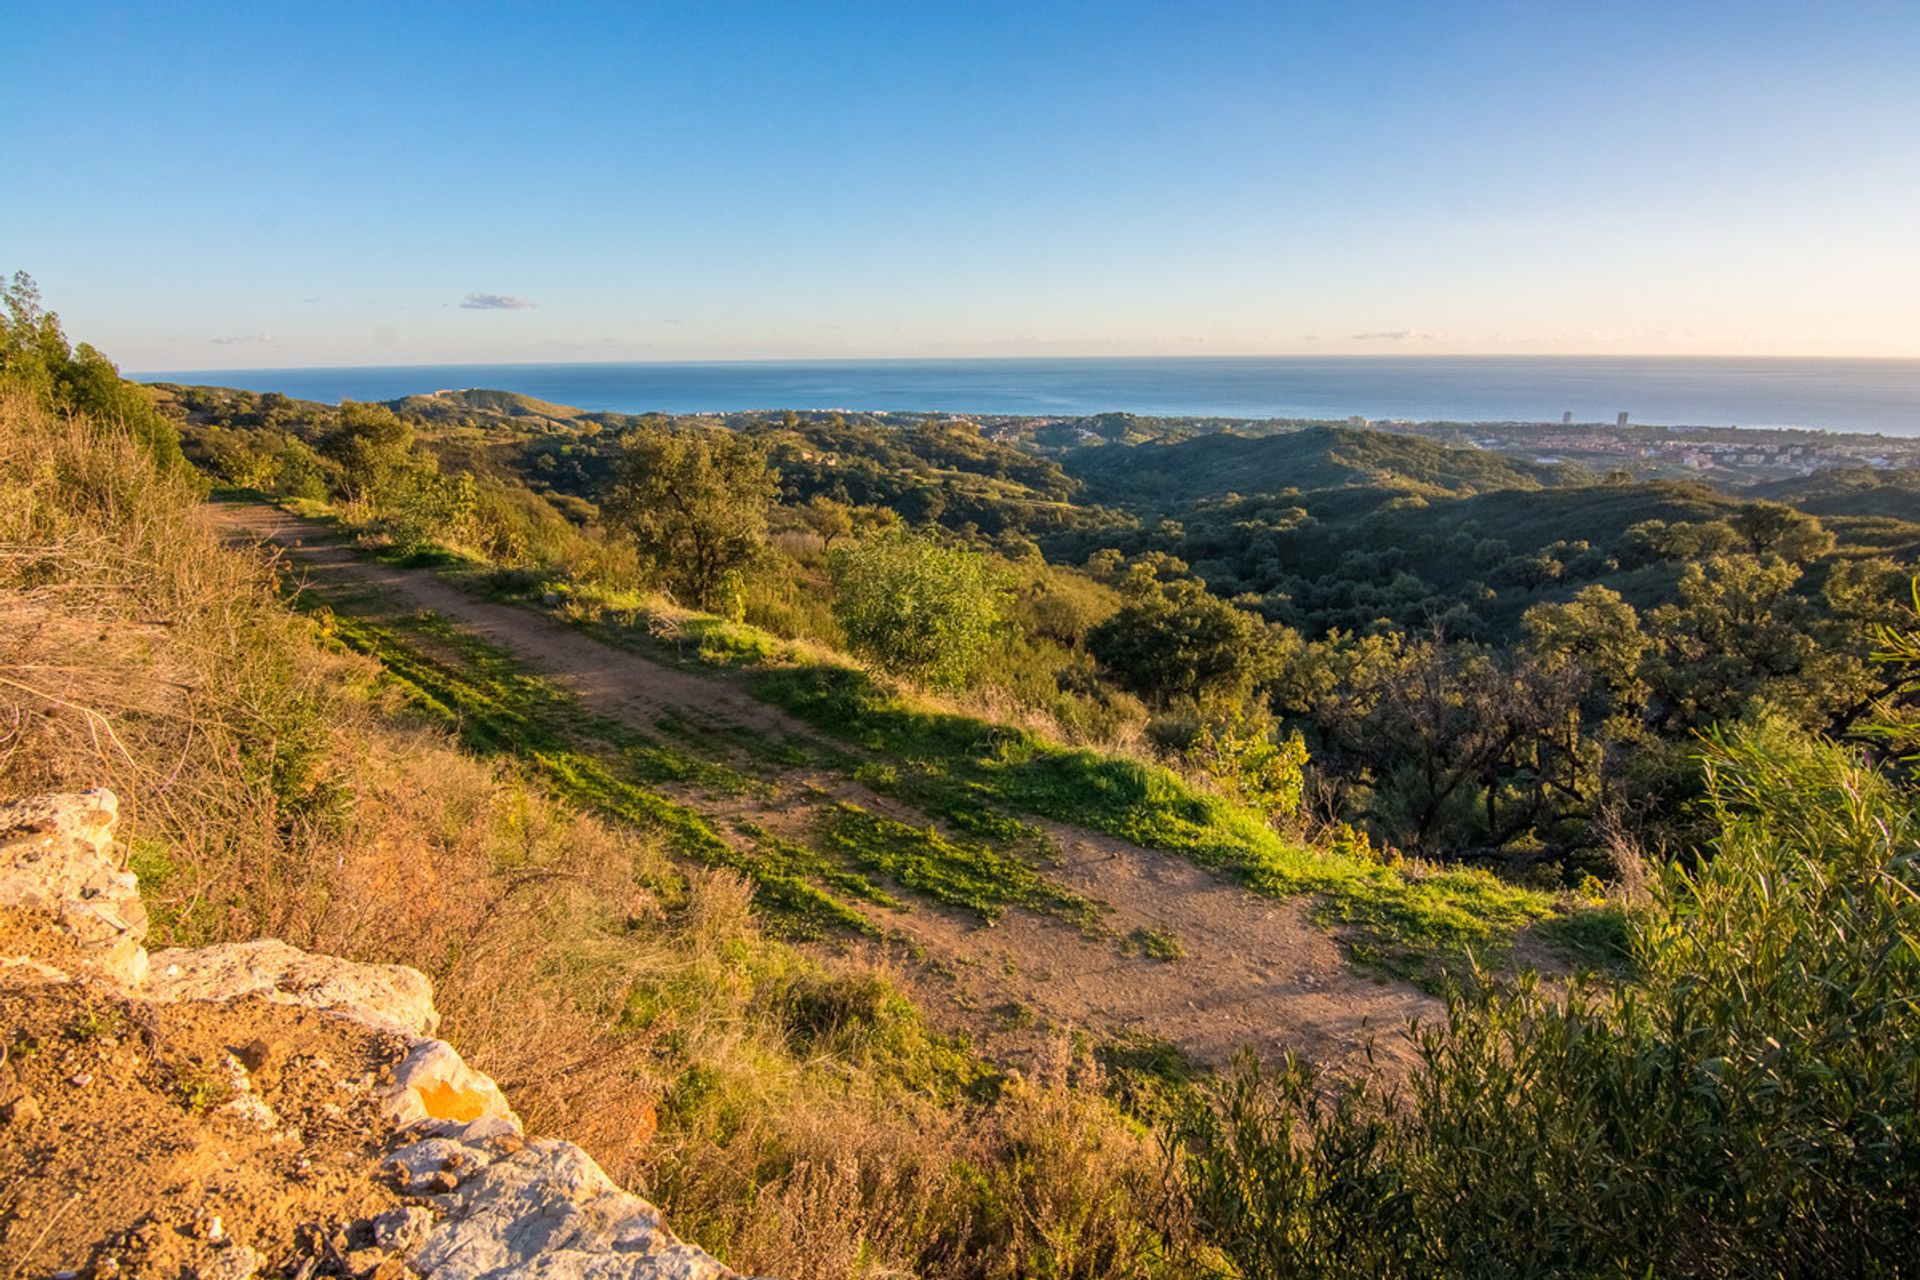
[380,1040,518,1131]
[0,790,148,985]
[370,1206,436,1253]
[402,1139,733,1280]
[343,1249,388,1279]
[196,1246,260,1280]
[234,1037,276,1073]
[144,939,439,1036]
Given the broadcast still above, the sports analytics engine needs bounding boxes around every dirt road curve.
[207,501,1440,1076]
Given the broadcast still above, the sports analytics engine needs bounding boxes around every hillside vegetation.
[1064,423,1557,505]
[0,345,1180,1279]
[156,341,1920,882]
[8,276,1920,1276]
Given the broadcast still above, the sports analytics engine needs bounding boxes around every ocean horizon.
[135,354,1920,436]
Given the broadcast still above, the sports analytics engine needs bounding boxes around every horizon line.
[131,350,1920,379]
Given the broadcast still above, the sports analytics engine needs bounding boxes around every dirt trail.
[206,501,1439,1076]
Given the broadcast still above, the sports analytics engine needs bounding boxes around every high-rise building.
[1563,411,1573,425]
[1617,411,1630,428]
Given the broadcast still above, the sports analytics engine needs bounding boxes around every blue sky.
[4,1,1917,368]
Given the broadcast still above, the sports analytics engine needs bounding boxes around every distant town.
[1390,416,1920,484]
[965,410,1920,486]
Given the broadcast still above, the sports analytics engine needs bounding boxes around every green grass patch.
[1122,926,1186,962]
[815,802,1105,931]
[312,605,878,939]
[729,819,903,911]
[752,662,1570,985]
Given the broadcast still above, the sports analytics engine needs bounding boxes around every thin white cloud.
[210,332,273,345]
[1348,329,1442,342]
[460,293,536,310]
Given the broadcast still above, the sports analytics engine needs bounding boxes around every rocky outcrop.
[147,938,441,1038]
[0,791,737,1280]
[389,1132,730,1280]
[0,789,148,985]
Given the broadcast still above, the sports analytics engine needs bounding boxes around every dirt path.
[206,501,1439,1076]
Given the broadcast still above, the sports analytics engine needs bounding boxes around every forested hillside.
[1063,423,1557,504]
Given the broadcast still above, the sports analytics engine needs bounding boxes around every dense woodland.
[9,273,1920,1275]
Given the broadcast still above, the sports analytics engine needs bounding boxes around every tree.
[1647,553,1816,730]
[1733,501,1835,562]
[320,401,416,503]
[1,271,186,471]
[797,494,855,548]
[605,425,778,610]
[1522,585,1649,728]
[1087,566,1280,707]
[829,529,1002,688]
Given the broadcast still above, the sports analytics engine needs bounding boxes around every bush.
[830,528,1003,689]
[1186,710,1310,823]
[1177,717,1920,1278]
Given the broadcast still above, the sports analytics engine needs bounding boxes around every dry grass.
[0,388,1186,1279]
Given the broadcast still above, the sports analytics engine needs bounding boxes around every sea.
[134,356,1920,436]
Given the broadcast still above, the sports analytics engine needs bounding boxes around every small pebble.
[196,1244,260,1280]
[234,1038,274,1073]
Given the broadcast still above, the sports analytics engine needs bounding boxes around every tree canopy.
[605,424,779,610]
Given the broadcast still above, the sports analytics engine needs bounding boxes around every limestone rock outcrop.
[0,791,738,1280]
[146,938,441,1037]
[0,789,148,985]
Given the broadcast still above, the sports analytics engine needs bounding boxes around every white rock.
[0,790,148,985]
[371,1204,437,1253]
[381,1039,519,1131]
[144,939,438,1036]
[405,1140,733,1280]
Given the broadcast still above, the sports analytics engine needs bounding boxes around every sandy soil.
[204,502,1439,1077]
[0,924,411,1277]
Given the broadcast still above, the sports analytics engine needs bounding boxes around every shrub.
[1186,710,1310,823]
[1176,717,1920,1278]
[829,528,1003,688]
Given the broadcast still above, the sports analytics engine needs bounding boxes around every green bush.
[1177,717,1920,1278]
[829,528,1003,688]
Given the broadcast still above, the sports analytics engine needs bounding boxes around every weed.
[1122,926,1185,962]
[66,1006,128,1043]
[172,1059,236,1114]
